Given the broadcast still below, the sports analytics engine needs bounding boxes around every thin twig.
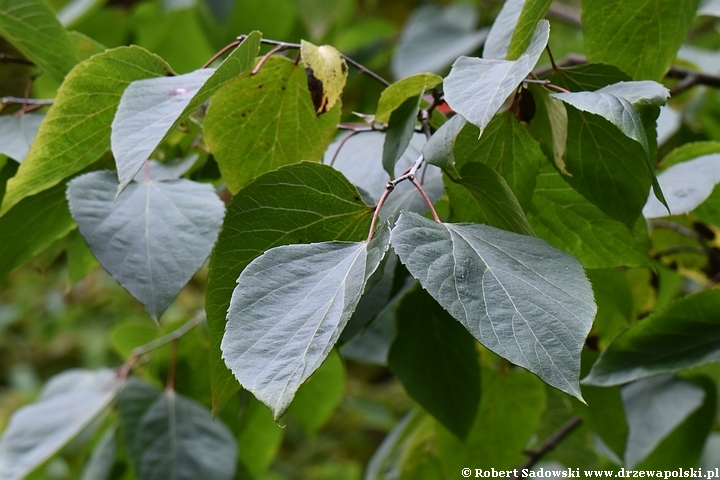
[236,35,391,87]
[419,109,432,140]
[166,340,178,391]
[252,44,288,75]
[514,416,582,476]
[0,53,34,66]
[546,44,558,72]
[202,39,241,68]
[117,312,205,380]
[666,66,720,95]
[410,176,441,222]
[330,130,361,167]
[367,184,394,241]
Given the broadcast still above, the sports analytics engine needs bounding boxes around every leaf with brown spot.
[300,40,348,114]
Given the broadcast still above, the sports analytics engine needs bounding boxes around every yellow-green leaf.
[300,40,348,114]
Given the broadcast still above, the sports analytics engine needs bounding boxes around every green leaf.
[67,167,225,320]
[375,73,443,123]
[287,349,345,434]
[552,81,670,208]
[300,40,348,115]
[549,63,632,92]
[623,375,705,468]
[583,291,720,386]
[560,106,652,227]
[390,212,596,400]
[483,0,552,60]
[388,288,480,440]
[0,46,171,216]
[449,162,534,236]
[0,369,120,480]
[112,32,261,193]
[454,112,545,210]
[444,20,548,136]
[529,163,650,268]
[234,396,283,477]
[204,55,340,193]
[528,85,569,175]
[382,93,422,177]
[222,222,390,418]
[205,162,372,413]
[436,368,546,471]
[0,0,80,82]
[0,113,45,163]
[644,154,720,218]
[422,114,465,177]
[582,0,699,81]
[0,182,75,286]
[118,378,237,480]
[576,381,628,462]
[391,4,488,79]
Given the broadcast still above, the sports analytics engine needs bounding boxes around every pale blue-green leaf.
[80,428,116,480]
[67,170,225,320]
[643,154,720,218]
[699,0,720,16]
[390,212,596,400]
[222,222,391,418]
[119,378,236,480]
[623,375,705,468]
[112,69,214,193]
[422,114,466,177]
[365,409,424,479]
[444,20,549,136]
[0,113,45,163]
[0,369,119,480]
[324,132,443,221]
[483,0,525,59]
[552,81,669,157]
[391,4,488,79]
[57,0,104,27]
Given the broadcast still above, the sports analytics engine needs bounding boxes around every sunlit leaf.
[390,212,596,399]
[222,222,390,418]
[0,0,80,82]
[68,166,225,320]
[204,55,339,193]
[444,20,548,136]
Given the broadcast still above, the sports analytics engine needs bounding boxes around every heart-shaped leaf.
[222,223,391,418]
[67,166,225,320]
[444,20,548,136]
[390,212,596,399]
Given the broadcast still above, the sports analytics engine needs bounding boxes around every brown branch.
[514,416,582,476]
[547,2,582,27]
[0,53,34,66]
